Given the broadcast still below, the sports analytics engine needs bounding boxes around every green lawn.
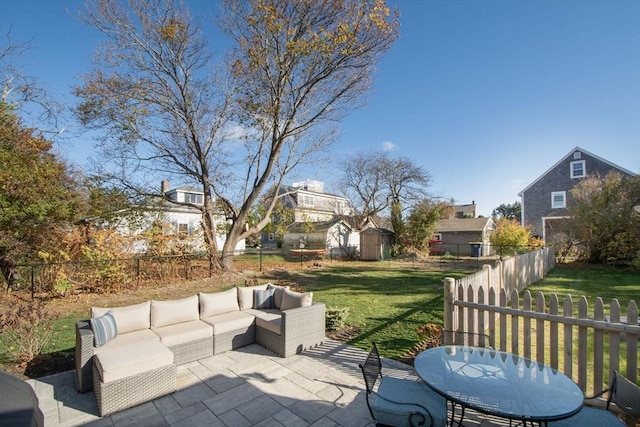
[5,260,640,378]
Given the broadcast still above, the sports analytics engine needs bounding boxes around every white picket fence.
[443,248,639,395]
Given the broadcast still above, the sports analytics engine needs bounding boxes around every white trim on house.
[570,160,586,178]
[541,215,571,242]
[551,191,566,209]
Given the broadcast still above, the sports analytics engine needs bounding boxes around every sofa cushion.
[151,295,199,328]
[152,320,213,347]
[94,329,160,354]
[199,288,239,318]
[94,340,173,383]
[92,301,150,334]
[237,284,268,310]
[201,310,256,335]
[90,311,117,347]
[244,309,282,335]
[253,288,275,310]
[280,288,314,311]
[267,284,289,309]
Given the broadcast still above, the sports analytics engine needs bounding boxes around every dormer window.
[570,160,585,178]
[301,195,314,207]
[184,193,203,205]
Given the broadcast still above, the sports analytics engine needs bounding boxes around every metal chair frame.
[359,342,435,427]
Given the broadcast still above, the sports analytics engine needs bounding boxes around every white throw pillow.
[280,288,313,311]
[92,301,150,334]
[237,284,268,310]
[151,295,199,328]
[199,288,239,318]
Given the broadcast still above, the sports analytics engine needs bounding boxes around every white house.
[110,181,245,254]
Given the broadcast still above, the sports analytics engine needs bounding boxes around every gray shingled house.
[518,146,635,245]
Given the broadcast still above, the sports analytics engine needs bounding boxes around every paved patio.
[27,340,505,426]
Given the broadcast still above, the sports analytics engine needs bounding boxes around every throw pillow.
[91,301,151,334]
[280,288,313,311]
[267,283,290,309]
[90,311,118,347]
[254,288,275,310]
[237,284,269,310]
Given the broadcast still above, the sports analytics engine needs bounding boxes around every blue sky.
[2,0,639,216]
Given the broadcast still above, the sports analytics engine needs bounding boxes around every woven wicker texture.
[213,326,255,354]
[169,336,213,365]
[93,363,176,417]
[75,320,95,393]
[256,303,326,357]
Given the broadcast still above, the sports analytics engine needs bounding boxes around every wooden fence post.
[444,277,455,343]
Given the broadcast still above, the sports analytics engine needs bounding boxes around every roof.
[518,146,636,196]
[287,219,352,233]
[167,185,202,194]
[436,218,494,232]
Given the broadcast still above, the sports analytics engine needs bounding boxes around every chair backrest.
[609,371,640,421]
[442,329,494,348]
[359,342,383,395]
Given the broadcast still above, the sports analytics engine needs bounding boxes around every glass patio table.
[415,345,584,426]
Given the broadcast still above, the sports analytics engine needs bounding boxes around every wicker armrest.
[75,320,94,393]
[281,303,326,356]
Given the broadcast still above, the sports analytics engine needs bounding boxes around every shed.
[434,218,495,257]
[284,219,357,259]
[360,227,395,261]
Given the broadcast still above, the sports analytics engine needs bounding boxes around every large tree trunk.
[201,199,222,272]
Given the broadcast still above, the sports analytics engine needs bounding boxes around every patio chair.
[549,371,640,427]
[359,342,447,427]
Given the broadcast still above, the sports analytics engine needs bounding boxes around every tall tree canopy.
[0,102,84,287]
[567,172,640,266]
[492,201,521,222]
[76,0,398,270]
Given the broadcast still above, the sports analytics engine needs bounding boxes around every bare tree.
[76,0,398,270]
[340,150,431,231]
[0,28,64,137]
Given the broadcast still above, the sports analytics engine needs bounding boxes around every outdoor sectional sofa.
[75,283,326,416]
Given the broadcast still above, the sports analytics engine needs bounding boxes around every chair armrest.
[75,320,94,392]
[279,303,326,357]
[281,303,326,335]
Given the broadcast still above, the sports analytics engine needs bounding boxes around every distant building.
[450,202,476,219]
[106,181,245,254]
[433,217,495,257]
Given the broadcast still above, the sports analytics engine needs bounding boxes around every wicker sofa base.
[93,363,176,417]
[213,326,255,354]
[169,336,213,365]
[256,303,326,357]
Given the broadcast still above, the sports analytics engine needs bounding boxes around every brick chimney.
[161,180,170,194]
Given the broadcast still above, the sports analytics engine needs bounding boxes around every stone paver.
[23,340,504,426]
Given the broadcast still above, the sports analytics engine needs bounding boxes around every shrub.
[326,306,350,331]
[0,298,58,364]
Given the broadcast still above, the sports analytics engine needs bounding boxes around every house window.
[551,191,566,209]
[335,200,344,214]
[570,160,585,178]
[301,195,314,207]
[177,223,189,236]
[184,193,203,205]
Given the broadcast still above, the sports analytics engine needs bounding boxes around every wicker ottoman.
[93,341,176,416]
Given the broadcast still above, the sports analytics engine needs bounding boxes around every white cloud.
[382,141,397,152]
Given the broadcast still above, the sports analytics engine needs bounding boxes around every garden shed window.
[551,191,566,209]
[570,160,585,178]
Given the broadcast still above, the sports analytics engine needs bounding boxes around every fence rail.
[443,248,639,395]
